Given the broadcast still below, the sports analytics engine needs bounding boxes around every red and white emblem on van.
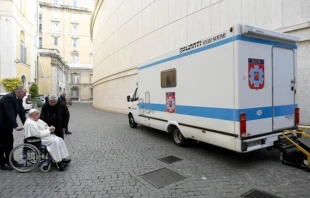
[248,58,264,90]
[166,92,176,113]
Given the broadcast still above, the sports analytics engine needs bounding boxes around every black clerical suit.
[0,92,26,167]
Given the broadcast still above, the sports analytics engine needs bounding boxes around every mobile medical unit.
[127,24,310,170]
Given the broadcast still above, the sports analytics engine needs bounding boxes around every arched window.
[20,31,27,64]
[21,75,27,86]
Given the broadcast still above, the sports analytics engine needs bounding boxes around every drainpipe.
[36,0,39,84]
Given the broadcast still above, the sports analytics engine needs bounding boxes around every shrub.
[1,78,22,92]
[29,83,39,97]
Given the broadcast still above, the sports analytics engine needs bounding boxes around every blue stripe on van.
[138,35,297,70]
[140,103,297,122]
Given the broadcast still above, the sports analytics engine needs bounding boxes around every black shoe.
[65,131,72,134]
[56,162,66,171]
[61,158,71,164]
[0,164,13,170]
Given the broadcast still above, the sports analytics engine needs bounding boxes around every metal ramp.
[274,125,310,171]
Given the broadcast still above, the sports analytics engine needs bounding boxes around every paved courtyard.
[0,103,310,198]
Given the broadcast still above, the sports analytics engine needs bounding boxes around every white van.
[0,92,33,112]
[127,24,300,153]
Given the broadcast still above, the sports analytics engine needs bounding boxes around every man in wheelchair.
[23,109,71,171]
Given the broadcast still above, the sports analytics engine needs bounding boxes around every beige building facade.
[68,66,93,101]
[38,0,94,99]
[38,48,68,96]
[0,0,39,92]
[91,0,310,124]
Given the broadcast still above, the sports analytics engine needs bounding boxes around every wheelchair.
[8,137,52,173]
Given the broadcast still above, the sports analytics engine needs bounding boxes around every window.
[21,75,26,86]
[72,24,77,33]
[161,69,176,88]
[53,37,58,46]
[53,0,58,5]
[34,62,38,80]
[72,55,78,63]
[72,0,77,7]
[72,73,79,84]
[52,22,59,32]
[39,14,42,33]
[20,31,26,64]
[72,38,78,47]
[131,88,138,101]
[20,43,27,64]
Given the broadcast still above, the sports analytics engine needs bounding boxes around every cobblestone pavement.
[1,104,310,198]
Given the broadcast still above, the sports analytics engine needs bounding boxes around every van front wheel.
[129,114,137,128]
[173,128,187,146]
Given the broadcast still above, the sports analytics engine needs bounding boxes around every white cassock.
[24,118,69,163]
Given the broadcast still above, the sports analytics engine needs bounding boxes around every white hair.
[49,94,58,101]
[29,109,39,115]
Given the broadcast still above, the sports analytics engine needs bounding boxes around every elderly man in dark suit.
[0,86,27,170]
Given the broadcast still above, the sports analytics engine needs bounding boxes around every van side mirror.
[127,95,131,102]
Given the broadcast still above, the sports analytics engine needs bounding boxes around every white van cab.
[0,92,33,112]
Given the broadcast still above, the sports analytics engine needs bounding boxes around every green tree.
[29,83,39,97]
[1,78,22,92]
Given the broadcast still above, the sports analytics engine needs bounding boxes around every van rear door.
[272,47,295,130]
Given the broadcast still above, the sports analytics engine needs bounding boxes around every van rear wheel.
[173,128,187,146]
[129,114,137,128]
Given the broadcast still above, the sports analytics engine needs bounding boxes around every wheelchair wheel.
[40,163,51,173]
[9,143,41,173]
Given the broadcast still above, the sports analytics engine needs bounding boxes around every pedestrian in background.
[45,95,49,103]
[40,94,69,139]
[0,86,27,170]
[58,92,72,135]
